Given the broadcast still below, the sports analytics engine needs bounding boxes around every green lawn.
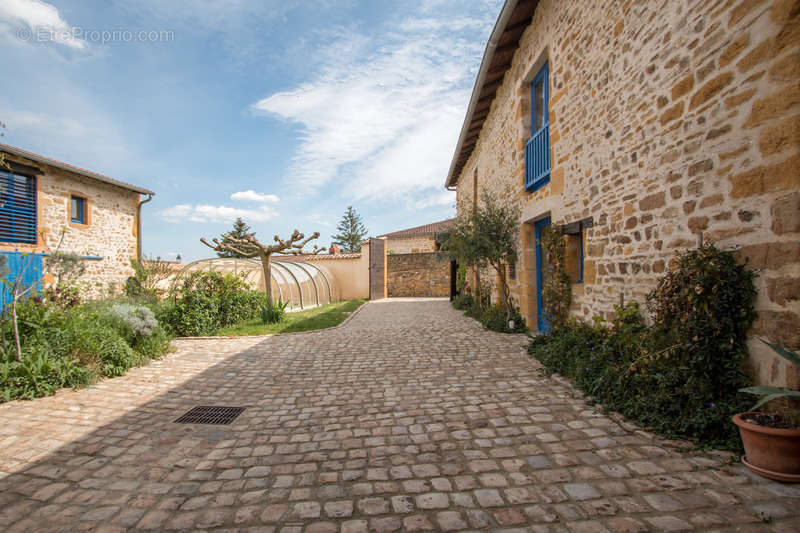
[216,299,367,336]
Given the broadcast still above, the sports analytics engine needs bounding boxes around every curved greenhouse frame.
[176,257,339,310]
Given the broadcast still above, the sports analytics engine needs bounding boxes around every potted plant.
[733,339,800,482]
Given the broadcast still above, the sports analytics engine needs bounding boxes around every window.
[525,62,550,192]
[70,195,86,224]
[0,170,37,244]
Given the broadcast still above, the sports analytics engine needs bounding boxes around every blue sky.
[0,0,502,261]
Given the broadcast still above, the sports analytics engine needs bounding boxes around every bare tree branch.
[199,229,322,301]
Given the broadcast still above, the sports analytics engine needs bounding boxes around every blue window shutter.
[0,171,37,244]
[525,62,551,193]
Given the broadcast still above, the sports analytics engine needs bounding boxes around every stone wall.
[384,235,437,254]
[454,0,799,386]
[387,252,450,297]
[1,153,141,298]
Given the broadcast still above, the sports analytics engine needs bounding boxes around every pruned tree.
[201,230,324,302]
[332,206,368,253]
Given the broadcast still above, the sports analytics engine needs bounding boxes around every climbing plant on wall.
[540,225,571,330]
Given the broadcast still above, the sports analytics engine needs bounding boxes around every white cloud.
[157,203,277,223]
[414,190,455,210]
[230,190,280,203]
[253,4,498,207]
[0,0,86,49]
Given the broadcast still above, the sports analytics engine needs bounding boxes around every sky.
[0,0,502,262]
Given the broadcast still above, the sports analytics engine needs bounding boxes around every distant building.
[0,143,154,297]
[378,218,455,254]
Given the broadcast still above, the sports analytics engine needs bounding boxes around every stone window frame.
[519,48,551,193]
[67,190,92,229]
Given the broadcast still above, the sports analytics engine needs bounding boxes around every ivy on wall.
[540,225,571,330]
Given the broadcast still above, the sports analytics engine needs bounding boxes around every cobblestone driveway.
[1,299,798,532]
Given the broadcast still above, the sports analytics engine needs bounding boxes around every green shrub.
[260,299,288,324]
[480,304,528,333]
[451,293,474,310]
[1,296,172,402]
[110,303,158,339]
[528,245,757,450]
[160,271,267,336]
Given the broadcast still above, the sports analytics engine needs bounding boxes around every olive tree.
[442,192,520,320]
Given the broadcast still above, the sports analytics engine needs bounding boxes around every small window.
[565,231,583,284]
[70,195,86,224]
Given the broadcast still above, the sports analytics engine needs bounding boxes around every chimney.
[329,244,341,255]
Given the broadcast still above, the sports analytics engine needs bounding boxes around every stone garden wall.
[387,252,450,298]
[454,0,799,386]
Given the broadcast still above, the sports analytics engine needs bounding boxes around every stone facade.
[1,151,145,298]
[453,1,799,386]
[387,252,450,297]
[384,235,437,254]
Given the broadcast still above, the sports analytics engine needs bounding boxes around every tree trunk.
[11,294,21,361]
[259,252,273,302]
[474,266,481,309]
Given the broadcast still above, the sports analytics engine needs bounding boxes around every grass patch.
[216,299,367,336]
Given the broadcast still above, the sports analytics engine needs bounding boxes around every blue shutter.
[525,62,551,192]
[0,252,44,305]
[0,170,37,244]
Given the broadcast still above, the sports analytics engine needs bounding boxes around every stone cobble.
[0,299,798,532]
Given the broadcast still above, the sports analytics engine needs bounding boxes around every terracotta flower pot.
[733,412,800,482]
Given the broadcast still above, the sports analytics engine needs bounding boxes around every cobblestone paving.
[1,299,799,532]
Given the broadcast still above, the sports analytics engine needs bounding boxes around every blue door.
[0,252,44,305]
[534,217,551,332]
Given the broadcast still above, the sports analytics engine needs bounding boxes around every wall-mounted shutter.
[0,170,37,244]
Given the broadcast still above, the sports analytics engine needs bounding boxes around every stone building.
[378,218,455,254]
[377,220,455,297]
[0,143,154,297]
[444,0,799,386]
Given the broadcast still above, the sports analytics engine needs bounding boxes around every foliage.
[38,283,81,309]
[261,299,289,324]
[125,257,174,301]
[479,304,528,333]
[159,271,267,336]
[110,303,159,339]
[332,206,368,253]
[451,293,474,310]
[540,225,572,330]
[528,245,758,450]
[217,217,257,258]
[441,192,520,322]
[0,297,171,402]
[217,299,366,336]
[739,340,800,427]
[456,262,467,292]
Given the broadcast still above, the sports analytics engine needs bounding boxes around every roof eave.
[444,0,520,189]
[0,143,155,196]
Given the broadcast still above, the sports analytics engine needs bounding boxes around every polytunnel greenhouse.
[177,257,339,310]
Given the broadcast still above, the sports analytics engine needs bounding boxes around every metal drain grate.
[174,406,245,425]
